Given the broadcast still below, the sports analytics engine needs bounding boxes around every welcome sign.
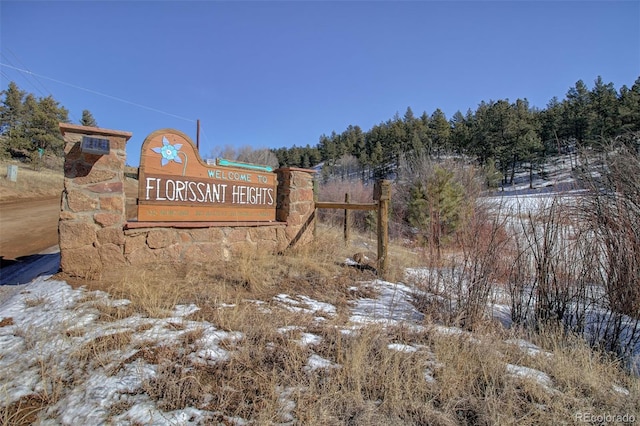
[137,129,277,222]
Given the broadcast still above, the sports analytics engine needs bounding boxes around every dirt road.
[0,196,60,263]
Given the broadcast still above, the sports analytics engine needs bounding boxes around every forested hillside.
[273,76,640,184]
[2,76,638,179]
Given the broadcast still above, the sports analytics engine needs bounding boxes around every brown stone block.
[94,213,122,227]
[147,229,178,249]
[153,244,182,262]
[59,211,76,221]
[227,228,249,244]
[179,231,193,243]
[95,153,124,170]
[97,227,125,246]
[64,160,91,179]
[229,240,258,256]
[67,190,98,212]
[99,195,124,212]
[63,134,83,145]
[124,234,147,255]
[290,202,313,216]
[184,243,222,263]
[290,188,314,203]
[99,243,127,266]
[74,169,117,185]
[60,246,102,278]
[109,136,127,150]
[126,245,156,266]
[249,227,277,243]
[287,215,303,226]
[59,221,97,249]
[88,182,124,194]
[290,172,313,188]
[188,228,212,242]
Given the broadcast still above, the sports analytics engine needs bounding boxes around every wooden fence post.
[313,177,319,238]
[344,193,351,244]
[374,180,391,279]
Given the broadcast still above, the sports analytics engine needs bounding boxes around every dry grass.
[0,160,63,201]
[1,395,46,426]
[4,223,639,424]
[65,225,634,424]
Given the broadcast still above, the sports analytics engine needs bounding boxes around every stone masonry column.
[275,167,316,250]
[58,124,132,278]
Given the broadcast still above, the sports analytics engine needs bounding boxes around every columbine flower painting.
[152,137,183,166]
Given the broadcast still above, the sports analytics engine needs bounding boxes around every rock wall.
[58,124,316,278]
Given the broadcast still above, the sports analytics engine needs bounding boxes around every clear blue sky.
[1,1,639,166]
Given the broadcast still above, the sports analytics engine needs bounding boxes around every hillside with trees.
[273,76,640,186]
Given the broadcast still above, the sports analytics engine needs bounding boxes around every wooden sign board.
[137,129,277,222]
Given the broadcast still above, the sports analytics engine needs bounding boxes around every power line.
[0,62,197,123]
[2,50,51,98]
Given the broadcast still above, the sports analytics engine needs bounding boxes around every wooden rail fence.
[314,180,391,279]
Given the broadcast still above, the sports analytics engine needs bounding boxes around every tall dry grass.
[48,223,635,425]
[0,160,63,201]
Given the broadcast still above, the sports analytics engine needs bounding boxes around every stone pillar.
[275,167,316,249]
[58,124,132,277]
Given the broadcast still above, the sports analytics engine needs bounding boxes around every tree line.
[0,81,97,161]
[273,76,640,185]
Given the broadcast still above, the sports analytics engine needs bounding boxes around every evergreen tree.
[563,80,592,146]
[80,109,98,127]
[449,110,473,155]
[589,76,619,143]
[407,165,466,257]
[0,81,26,136]
[618,77,640,135]
[0,82,69,158]
[429,108,450,156]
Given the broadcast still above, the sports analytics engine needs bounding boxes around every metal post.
[196,119,200,151]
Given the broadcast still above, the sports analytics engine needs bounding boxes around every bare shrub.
[574,141,640,363]
[505,141,640,370]
[509,196,590,327]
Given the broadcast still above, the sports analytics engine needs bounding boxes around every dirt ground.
[0,196,60,264]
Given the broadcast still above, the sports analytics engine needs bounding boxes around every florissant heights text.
[144,176,275,206]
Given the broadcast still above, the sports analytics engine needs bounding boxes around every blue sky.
[1,1,639,166]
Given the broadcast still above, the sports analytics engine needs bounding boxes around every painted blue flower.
[152,136,183,166]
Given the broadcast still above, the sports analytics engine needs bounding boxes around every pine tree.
[0,81,26,136]
[618,77,640,135]
[80,109,98,127]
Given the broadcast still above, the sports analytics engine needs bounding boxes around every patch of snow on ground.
[506,364,554,391]
[388,343,418,353]
[0,276,243,424]
[305,354,340,371]
[273,294,337,317]
[349,279,424,328]
[506,339,554,358]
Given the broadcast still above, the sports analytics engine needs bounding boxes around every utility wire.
[1,52,81,123]
[0,62,197,123]
[2,50,51,98]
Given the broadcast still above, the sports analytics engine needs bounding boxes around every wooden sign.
[138,129,277,222]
